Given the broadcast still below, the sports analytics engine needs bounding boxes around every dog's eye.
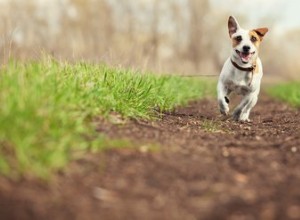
[235,36,242,42]
[251,36,257,42]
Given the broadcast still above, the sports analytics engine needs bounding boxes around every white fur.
[217,16,267,122]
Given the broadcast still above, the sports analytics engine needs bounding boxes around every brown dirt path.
[0,95,300,220]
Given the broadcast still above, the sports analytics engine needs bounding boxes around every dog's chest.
[225,71,253,95]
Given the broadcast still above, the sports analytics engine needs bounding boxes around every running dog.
[217,16,268,122]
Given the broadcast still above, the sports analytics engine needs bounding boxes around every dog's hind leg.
[233,92,258,121]
[239,94,258,121]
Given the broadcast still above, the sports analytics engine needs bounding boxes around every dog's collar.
[230,59,256,72]
[230,59,256,86]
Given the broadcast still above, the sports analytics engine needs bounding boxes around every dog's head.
[228,16,268,65]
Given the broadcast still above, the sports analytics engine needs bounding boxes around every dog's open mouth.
[236,50,255,63]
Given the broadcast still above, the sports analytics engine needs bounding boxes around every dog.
[217,16,268,122]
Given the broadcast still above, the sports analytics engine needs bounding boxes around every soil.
[0,95,300,220]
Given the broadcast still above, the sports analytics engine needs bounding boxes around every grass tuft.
[201,119,223,132]
[0,58,214,178]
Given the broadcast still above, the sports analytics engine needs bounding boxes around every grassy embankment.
[0,58,214,178]
[268,82,300,107]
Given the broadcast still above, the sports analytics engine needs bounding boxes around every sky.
[211,0,300,31]
[1,0,300,33]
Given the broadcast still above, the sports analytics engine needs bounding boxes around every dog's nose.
[243,45,250,52]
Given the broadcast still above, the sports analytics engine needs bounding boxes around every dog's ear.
[228,16,240,37]
[254,28,268,41]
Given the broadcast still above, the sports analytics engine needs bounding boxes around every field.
[0,61,300,219]
[0,59,213,178]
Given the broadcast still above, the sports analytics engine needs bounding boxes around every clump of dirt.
[0,95,300,220]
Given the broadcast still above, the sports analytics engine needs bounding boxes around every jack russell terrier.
[217,16,268,122]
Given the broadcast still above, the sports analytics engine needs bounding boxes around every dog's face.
[228,16,268,64]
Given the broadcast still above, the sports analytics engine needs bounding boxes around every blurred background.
[0,0,300,80]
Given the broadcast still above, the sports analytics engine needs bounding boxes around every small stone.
[222,147,230,157]
[222,151,230,157]
[234,173,248,184]
[93,187,117,202]
[140,145,149,153]
[291,147,297,153]
[255,135,262,141]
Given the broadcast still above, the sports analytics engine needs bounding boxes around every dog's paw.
[232,109,242,121]
[239,113,251,122]
[240,118,251,123]
[233,112,252,123]
[219,100,229,116]
[220,108,229,116]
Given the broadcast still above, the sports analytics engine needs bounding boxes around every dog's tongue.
[241,53,251,62]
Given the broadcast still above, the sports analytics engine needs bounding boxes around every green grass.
[201,119,222,132]
[268,82,300,107]
[0,58,214,178]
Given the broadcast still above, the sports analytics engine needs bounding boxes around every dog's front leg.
[232,97,249,121]
[217,81,231,115]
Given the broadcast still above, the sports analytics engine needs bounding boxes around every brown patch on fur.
[250,28,268,74]
[254,28,268,40]
[249,31,262,49]
[254,59,259,74]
